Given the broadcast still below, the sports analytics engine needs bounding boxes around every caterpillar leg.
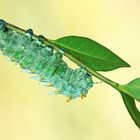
[80,93,84,99]
[66,96,72,102]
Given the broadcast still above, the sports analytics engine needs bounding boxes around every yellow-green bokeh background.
[0,0,140,140]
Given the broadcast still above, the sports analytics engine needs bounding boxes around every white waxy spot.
[58,49,64,54]
[45,47,52,51]
[25,33,31,37]
[35,40,42,45]
[48,91,59,95]
[21,69,32,74]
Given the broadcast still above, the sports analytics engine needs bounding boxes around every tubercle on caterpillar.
[0,19,101,102]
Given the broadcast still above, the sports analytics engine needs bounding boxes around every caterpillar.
[0,19,94,101]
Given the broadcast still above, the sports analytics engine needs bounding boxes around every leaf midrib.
[54,40,121,64]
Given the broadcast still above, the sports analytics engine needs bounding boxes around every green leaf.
[121,92,140,129]
[124,78,140,102]
[54,36,130,71]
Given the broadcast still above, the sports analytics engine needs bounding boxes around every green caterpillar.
[0,19,93,101]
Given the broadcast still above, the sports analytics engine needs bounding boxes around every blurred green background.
[0,0,140,140]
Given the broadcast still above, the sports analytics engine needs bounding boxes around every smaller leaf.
[121,92,140,129]
[124,78,140,102]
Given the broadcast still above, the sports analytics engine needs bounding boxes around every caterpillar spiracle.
[0,19,94,101]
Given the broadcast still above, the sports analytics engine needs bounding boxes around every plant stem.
[6,21,119,90]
